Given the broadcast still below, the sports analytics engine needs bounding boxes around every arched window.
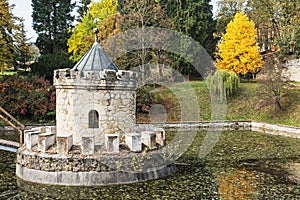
[88,110,99,128]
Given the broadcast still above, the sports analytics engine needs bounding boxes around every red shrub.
[0,75,56,122]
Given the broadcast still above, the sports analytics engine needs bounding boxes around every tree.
[0,0,15,73]
[68,0,119,62]
[227,0,300,56]
[257,53,290,112]
[118,0,172,69]
[76,0,91,22]
[244,0,279,53]
[160,0,216,75]
[215,0,248,36]
[13,20,35,70]
[206,69,239,101]
[161,0,216,54]
[32,0,75,54]
[275,0,300,56]
[30,52,73,82]
[216,12,263,74]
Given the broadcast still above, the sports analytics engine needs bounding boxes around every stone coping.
[138,121,300,137]
[0,120,299,129]
[1,120,300,136]
[16,163,176,186]
[0,139,20,148]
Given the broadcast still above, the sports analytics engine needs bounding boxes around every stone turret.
[16,29,172,187]
[54,68,138,145]
[54,33,138,146]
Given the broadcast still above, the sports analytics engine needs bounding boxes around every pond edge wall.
[2,120,300,138]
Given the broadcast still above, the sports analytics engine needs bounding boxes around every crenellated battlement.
[54,68,138,90]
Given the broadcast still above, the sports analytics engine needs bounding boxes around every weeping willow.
[205,69,239,101]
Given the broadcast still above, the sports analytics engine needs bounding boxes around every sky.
[8,0,219,43]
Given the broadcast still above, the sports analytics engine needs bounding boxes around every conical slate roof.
[72,40,118,72]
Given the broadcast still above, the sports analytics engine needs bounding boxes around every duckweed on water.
[2,130,300,199]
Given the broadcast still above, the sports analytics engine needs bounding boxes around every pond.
[1,130,300,199]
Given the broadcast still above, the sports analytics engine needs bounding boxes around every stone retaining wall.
[284,59,300,82]
[16,163,176,186]
[138,121,300,139]
[251,121,300,138]
[16,144,176,186]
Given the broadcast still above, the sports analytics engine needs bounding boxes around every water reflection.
[218,168,259,199]
[0,145,18,152]
[0,149,18,199]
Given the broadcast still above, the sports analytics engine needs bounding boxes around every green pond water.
[1,130,300,199]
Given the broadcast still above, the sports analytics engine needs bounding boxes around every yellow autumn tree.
[68,0,120,62]
[216,12,263,74]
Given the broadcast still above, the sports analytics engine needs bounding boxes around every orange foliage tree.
[216,12,263,74]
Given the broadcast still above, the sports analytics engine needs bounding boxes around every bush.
[206,69,239,101]
[0,75,56,122]
[30,53,74,82]
[136,87,153,113]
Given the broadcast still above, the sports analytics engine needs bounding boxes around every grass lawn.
[137,81,300,127]
[0,70,18,78]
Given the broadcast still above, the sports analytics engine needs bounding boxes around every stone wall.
[256,58,300,82]
[284,59,300,82]
[54,69,137,145]
[16,145,176,186]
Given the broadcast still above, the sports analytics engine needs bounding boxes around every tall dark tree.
[77,0,91,22]
[32,0,75,54]
[161,0,216,55]
[158,0,216,76]
[13,20,35,70]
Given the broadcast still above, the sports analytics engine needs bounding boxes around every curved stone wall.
[16,148,176,186]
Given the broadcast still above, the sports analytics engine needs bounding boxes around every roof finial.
[94,28,99,43]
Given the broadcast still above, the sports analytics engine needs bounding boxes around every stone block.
[24,130,40,149]
[57,134,73,154]
[141,131,156,150]
[46,126,56,134]
[82,135,95,154]
[33,127,46,133]
[104,70,117,81]
[38,133,55,152]
[105,134,119,152]
[125,133,141,152]
[155,128,165,146]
